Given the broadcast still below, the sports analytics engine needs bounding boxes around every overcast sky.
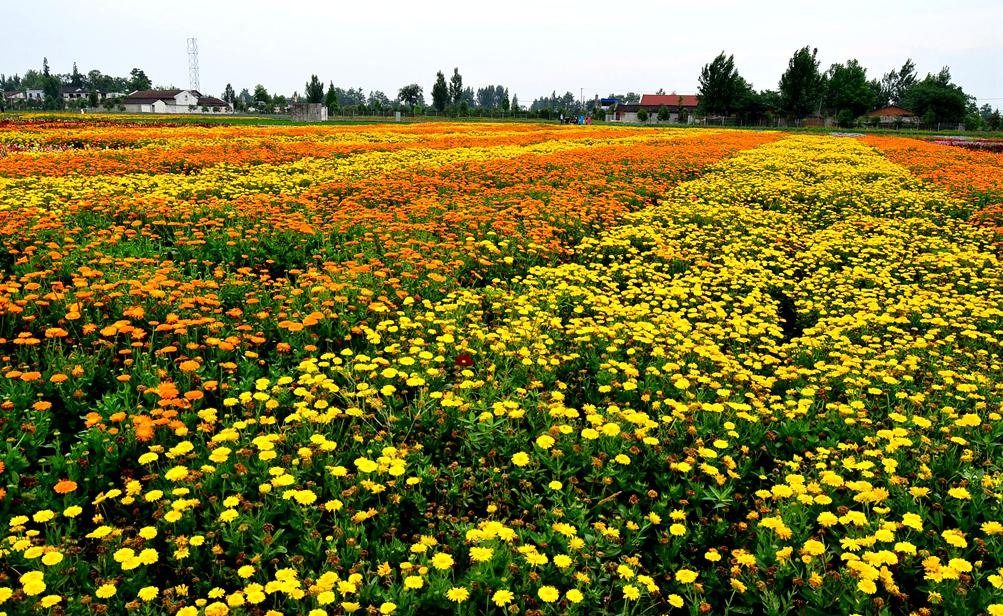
[3,0,1002,106]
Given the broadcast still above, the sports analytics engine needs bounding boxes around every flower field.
[0,120,1002,616]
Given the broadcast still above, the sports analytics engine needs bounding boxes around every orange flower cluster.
[0,122,776,444]
[862,135,1003,238]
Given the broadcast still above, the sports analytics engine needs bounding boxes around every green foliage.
[431,71,449,112]
[304,75,325,104]
[779,46,823,119]
[129,68,151,92]
[836,108,856,128]
[698,52,751,116]
[657,105,670,121]
[636,107,649,122]
[902,67,971,124]
[448,68,463,106]
[397,83,424,108]
[823,59,874,117]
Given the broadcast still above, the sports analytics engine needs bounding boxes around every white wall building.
[122,89,232,114]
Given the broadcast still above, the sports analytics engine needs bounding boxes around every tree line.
[1,59,152,111]
[696,47,999,129]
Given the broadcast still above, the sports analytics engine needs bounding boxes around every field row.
[0,124,1001,615]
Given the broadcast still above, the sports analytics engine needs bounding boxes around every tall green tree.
[305,75,325,104]
[823,59,874,117]
[129,68,151,91]
[778,46,824,119]
[697,52,750,116]
[222,83,236,105]
[41,58,63,110]
[325,82,339,111]
[253,84,271,109]
[879,59,918,107]
[431,71,449,112]
[70,62,83,88]
[397,83,424,108]
[448,68,463,106]
[901,67,970,124]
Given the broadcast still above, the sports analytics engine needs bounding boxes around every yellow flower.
[41,552,64,566]
[446,587,469,603]
[138,587,159,601]
[668,594,684,608]
[948,487,971,500]
[40,595,62,608]
[623,584,640,600]
[380,602,398,614]
[670,523,686,536]
[675,569,698,584]
[431,552,454,570]
[511,451,530,467]
[566,589,583,603]
[857,579,877,594]
[404,575,424,590]
[470,546,494,562]
[95,584,117,599]
[492,589,514,606]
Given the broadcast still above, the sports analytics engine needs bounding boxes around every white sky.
[3,0,1002,107]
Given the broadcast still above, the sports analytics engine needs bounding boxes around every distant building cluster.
[3,87,232,115]
[121,89,232,114]
[607,94,700,124]
[3,86,127,104]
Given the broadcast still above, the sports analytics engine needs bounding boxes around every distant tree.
[431,71,449,112]
[779,46,824,119]
[657,105,670,121]
[607,92,641,104]
[325,82,338,112]
[397,83,424,108]
[902,67,970,124]
[979,104,994,122]
[41,58,63,110]
[368,90,390,112]
[253,84,271,109]
[70,62,83,88]
[823,59,874,117]
[988,109,1001,131]
[88,89,99,107]
[273,94,287,111]
[222,83,236,105]
[879,59,918,107]
[448,68,463,106]
[501,88,510,112]
[129,68,152,92]
[836,108,856,128]
[636,107,649,122]
[305,75,325,104]
[459,86,475,108]
[697,52,750,116]
[511,94,519,112]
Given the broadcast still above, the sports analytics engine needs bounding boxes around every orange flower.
[179,360,200,372]
[54,480,78,494]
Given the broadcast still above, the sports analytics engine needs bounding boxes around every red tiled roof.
[639,94,699,107]
[866,105,916,117]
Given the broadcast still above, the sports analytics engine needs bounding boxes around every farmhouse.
[609,94,699,124]
[865,105,919,127]
[122,89,232,114]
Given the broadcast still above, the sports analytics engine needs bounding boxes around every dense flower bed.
[1,125,1001,615]
[862,135,1003,241]
[0,122,794,614]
